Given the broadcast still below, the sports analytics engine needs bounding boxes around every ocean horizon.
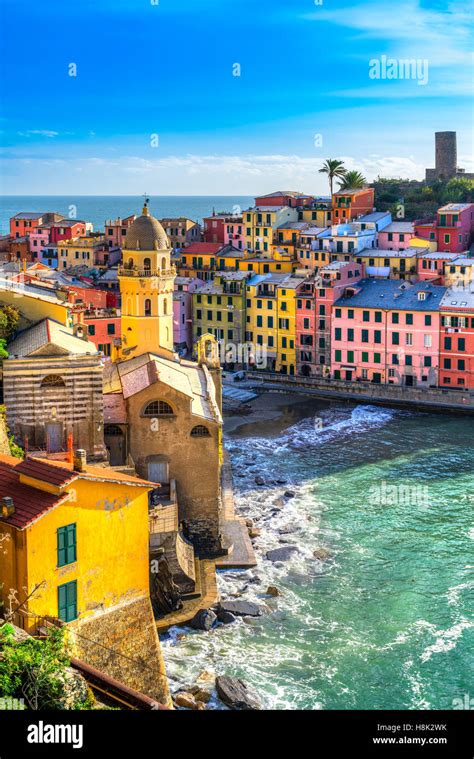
[0,195,255,237]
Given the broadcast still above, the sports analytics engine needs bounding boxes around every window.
[335,328,342,341]
[57,524,76,567]
[443,358,451,369]
[424,356,432,367]
[362,352,369,363]
[405,313,413,325]
[363,311,370,322]
[348,309,354,319]
[347,350,354,363]
[424,335,432,348]
[88,325,95,336]
[58,580,77,623]
[458,360,465,370]
[458,338,466,352]
[405,355,412,366]
[375,312,382,323]
[335,308,341,318]
[107,323,115,335]
[41,375,65,388]
[145,299,151,316]
[425,315,432,326]
[347,328,354,342]
[392,332,399,345]
[361,329,369,343]
[392,313,399,324]
[374,330,382,344]
[335,350,342,362]
[143,400,173,416]
[406,333,413,346]
[444,337,452,350]
[190,425,210,437]
[374,353,381,363]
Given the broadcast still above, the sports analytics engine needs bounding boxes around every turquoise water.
[0,196,254,236]
[162,402,474,710]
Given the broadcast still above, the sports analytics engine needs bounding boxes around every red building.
[417,251,460,283]
[331,188,375,222]
[9,212,63,239]
[415,203,474,254]
[439,288,474,389]
[104,215,136,248]
[203,213,229,243]
[254,191,314,208]
[83,312,121,358]
[49,220,87,243]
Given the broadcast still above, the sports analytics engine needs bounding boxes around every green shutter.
[57,523,76,567]
[58,580,77,623]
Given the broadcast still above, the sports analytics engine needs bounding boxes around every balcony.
[118,266,176,278]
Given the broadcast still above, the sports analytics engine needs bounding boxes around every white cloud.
[17,129,59,138]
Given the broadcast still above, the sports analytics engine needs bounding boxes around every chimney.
[1,497,15,518]
[73,449,87,472]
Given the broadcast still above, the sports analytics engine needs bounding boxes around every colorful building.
[161,218,201,250]
[296,261,364,377]
[444,257,474,288]
[178,242,245,280]
[355,247,422,280]
[104,215,136,248]
[331,188,375,222]
[245,273,291,371]
[378,221,415,250]
[243,205,299,254]
[414,204,474,254]
[439,288,474,388]
[417,251,460,283]
[173,276,204,352]
[84,312,121,357]
[57,235,107,270]
[331,279,446,386]
[223,217,246,251]
[49,220,88,244]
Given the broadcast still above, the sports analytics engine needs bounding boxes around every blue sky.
[0,0,472,195]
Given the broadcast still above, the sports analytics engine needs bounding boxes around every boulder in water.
[266,546,299,562]
[190,608,217,631]
[217,600,263,617]
[266,585,281,597]
[215,676,261,710]
[218,610,237,625]
[313,548,332,561]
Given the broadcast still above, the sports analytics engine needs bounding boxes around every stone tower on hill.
[426,131,474,182]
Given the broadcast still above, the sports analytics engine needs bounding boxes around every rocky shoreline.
[167,397,334,710]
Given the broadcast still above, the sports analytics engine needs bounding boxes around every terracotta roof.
[15,457,78,487]
[27,457,155,487]
[183,243,224,254]
[0,459,69,529]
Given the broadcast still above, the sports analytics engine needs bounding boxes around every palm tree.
[337,170,367,190]
[319,159,347,196]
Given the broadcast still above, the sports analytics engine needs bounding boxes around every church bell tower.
[118,201,176,360]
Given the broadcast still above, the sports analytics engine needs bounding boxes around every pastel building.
[417,251,460,283]
[243,205,299,254]
[378,221,415,250]
[444,257,474,289]
[331,279,446,386]
[439,288,474,388]
[173,276,204,353]
[295,227,332,271]
[223,217,246,251]
[296,261,364,377]
[161,218,201,250]
[245,272,292,372]
[254,191,314,208]
[104,215,136,248]
[415,204,474,254]
[355,247,422,280]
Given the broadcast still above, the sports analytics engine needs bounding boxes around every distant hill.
[371,176,474,221]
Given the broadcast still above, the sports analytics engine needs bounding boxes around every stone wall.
[70,595,171,707]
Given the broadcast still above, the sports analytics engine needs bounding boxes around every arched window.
[104,424,123,436]
[41,375,66,388]
[127,257,134,269]
[143,400,174,417]
[144,298,151,316]
[163,298,168,315]
[161,257,167,271]
[190,425,211,437]
[144,257,151,271]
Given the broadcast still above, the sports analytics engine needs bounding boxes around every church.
[104,201,226,560]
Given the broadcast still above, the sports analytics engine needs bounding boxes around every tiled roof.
[33,458,154,487]
[7,319,98,358]
[15,457,77,487]
[380,222,415,233]
[440,287,474,310]
[184,243,224,253]
[0,457,70,528]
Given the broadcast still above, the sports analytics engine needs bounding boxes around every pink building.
[173,276,204,353]
[224,217,246,251]
[377,222,414,250]
[104,215,136,248]
[331,279,446,386]
[296,261,364,376]
[417,251,460,283]
[28,230,50,260]
[414,203,474,254]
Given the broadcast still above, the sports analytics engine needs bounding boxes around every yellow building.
[118,203,175,360]
[355,247,422,280]
[57,235,106,270]
[444,257,474,288]
[245,272,301,374]
[0,453,153,632]
[243,205,299,254]
[300,206,332,227]
[237,249,294,275]
[0,280,73,329]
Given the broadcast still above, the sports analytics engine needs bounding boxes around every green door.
[58,580,77,622]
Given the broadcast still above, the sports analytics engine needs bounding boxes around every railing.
[176,532,196,582]
[118,267,176,278]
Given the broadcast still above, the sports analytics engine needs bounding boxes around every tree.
[338,170,367,190]
[0,305,20,341]
[318,159,346,196]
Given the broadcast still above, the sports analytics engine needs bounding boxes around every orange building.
[331,188,375,222]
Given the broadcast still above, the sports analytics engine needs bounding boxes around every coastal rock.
[266,546,299,562]
[255,476,265,486]
[218,600,263,617]
[278,525,297,534]
[313,548,332,561]
[284,490,296,499]
[174,692,199,709]
[196,670,215,684]
[245,518,254,528]
[190,608,217,631]
[276,478,288,485]
[215,676,261,711]
[248,528,261,539]
[266,585,281,597]
[218,610,237,625]
[273,497,286,508]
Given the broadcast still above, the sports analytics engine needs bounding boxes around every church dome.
[124,203,171,251]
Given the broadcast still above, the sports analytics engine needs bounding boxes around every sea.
[161,398,474,710]
[0,196,255,236]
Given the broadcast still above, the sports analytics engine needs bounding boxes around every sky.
[0,0,472,195]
